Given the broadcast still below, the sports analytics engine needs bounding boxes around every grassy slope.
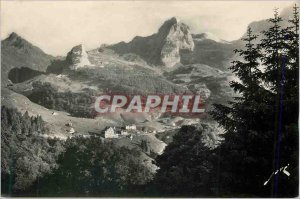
[1,88,118,139]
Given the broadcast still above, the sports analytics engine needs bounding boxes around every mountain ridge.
[108,17,194,67]
[1,32,54,84]
[3,12,287,84]
[239,5,293,43]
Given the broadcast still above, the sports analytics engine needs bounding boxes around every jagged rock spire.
[66,44,92,70]
[159,17,194,67]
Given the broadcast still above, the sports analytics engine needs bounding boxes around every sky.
[1,1,295,56]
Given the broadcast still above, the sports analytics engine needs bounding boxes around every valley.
[1,16,237,184]
[2,2,298,197]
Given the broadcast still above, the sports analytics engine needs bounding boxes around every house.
[103,127,118,138]
[125,125,136,130]
[120,130,128,136]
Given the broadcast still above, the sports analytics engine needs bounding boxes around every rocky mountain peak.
[7,32,20,40]
[3,32,33,50]
[158,17,180,34]
[109,17,194,67]
[159,17,194,67]
[66,44,92,70]
[1,32,54,84]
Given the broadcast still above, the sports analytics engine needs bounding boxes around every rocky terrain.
[66,44,94,70]
[2,3,298,196]
[1,17,242,172]
[109,17,236,70]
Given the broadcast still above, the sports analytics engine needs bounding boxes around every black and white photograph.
[1,0,299,197]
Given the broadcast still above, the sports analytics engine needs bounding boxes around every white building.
[103,127,118,138]
[121,130,128,136]
[125,125,136,130]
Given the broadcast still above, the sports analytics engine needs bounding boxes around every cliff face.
[160,18,194,67]
[66,44,92,70]
[109,17,238,70]
[109,17,194,67]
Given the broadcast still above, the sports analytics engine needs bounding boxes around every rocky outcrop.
[109,17,194,67]
[109,17,233,69]
[160,17,194,67]
[66,44,92,70]
[194,83,211,100]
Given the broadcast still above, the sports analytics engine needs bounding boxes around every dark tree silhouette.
[210,7,299,197]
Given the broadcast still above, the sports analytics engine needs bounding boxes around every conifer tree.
[211,7,299,197]
[260,9,286,92]
[259,6,298,196]
[230,28,262,94]
[211,26,274,196]
[282,4,299,122]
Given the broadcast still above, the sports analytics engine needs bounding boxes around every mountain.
[66,44,93,70]
[1,6,298,196]
[159,17,194,67]
[4,16,237,122]
[1,32,54,84]
[108,17,194,67]
[180,34,235,70]
[238,5,294,43]
[192,32,229,43]
[2,16,237,134]
[1,17,235,183]
[109,17,235,70]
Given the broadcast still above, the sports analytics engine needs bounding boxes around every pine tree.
[286,4,299,73]
[211,26,274,196]
[212,27,268,134]
[22,111,30,135]
[211,7,299,197]
[260,8,286,92]
[259,6,299,197]
[282,4,299,123]
[230,28,262,94]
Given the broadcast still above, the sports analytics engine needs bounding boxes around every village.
[98,124,157,139]
[60,113,204,143]
[64,121,158,140]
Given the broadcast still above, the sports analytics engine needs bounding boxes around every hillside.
[1,87,118,139]
[1,17,234,163]
[1,17,233,152]
[181,35,236,70]
[1,32,54,84]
